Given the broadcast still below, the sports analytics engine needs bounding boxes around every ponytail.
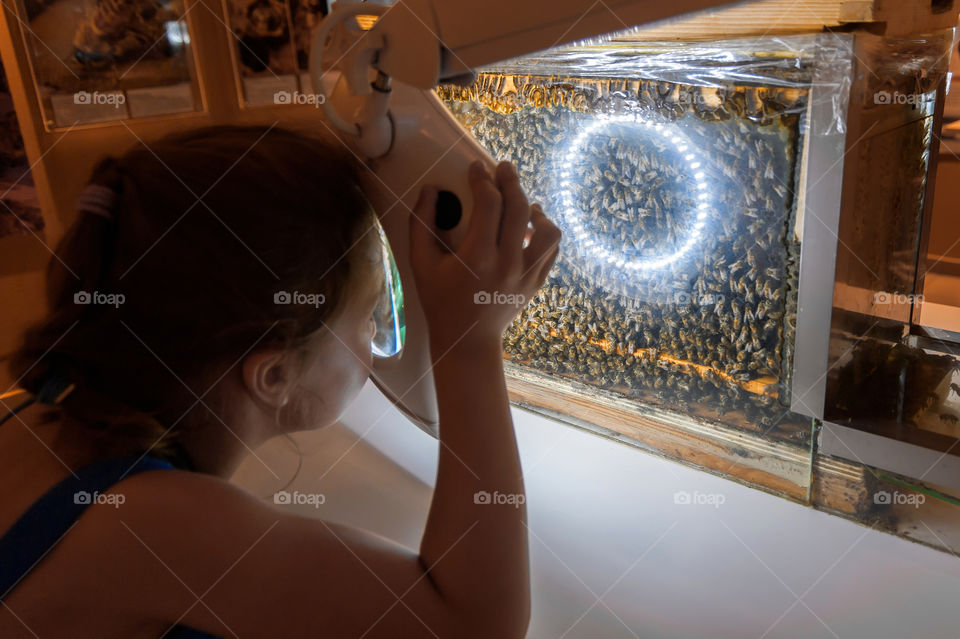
[7,125,373,469]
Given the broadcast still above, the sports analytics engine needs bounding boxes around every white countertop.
[233,381,960,639]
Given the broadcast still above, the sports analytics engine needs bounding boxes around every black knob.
[435,190,462,230]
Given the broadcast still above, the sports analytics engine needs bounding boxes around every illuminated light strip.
[557,114,712,272]
[354,14,380,30]
[513,323,779,398]
[0,389,26,400]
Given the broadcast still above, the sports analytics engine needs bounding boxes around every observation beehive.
[438,20,957,528]
[438,35,831,447]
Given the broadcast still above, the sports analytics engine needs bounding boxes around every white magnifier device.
[310,0,743,435]
[310,2,499,436]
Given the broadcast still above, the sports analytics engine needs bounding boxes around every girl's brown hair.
[8,125,378,468]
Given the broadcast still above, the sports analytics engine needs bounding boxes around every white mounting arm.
[315,0,743,154]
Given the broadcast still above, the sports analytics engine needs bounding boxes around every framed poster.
[0,58,41,238]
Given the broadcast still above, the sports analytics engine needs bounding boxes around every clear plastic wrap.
[470,33,855,135]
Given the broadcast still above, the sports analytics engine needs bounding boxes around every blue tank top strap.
[0,454,172,599]
[0,454,222,639]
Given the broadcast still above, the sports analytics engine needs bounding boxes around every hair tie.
[75,183,118,220]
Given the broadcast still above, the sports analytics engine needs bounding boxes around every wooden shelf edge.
[505,364,813,502]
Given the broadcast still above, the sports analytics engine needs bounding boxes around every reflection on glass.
[823,30,958,449]
[22,0,199,126]
[371,219,405,359]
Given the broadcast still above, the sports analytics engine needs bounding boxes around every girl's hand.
[409,160,561,354]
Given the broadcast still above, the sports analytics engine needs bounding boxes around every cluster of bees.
[439,73,805,125]
[439,74,807,433]
[572,135,696,255]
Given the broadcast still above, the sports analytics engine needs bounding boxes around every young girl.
[0,125,560,638]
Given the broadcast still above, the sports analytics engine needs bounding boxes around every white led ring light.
[558,114,712,272]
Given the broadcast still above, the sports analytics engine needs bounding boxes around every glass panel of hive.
[18,0,199,126]
[824,30,956,439]
[438,36,829,443]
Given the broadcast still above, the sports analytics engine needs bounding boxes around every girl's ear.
[241,348,293,409]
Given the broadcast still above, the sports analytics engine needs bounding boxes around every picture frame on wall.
[0,59,41,239]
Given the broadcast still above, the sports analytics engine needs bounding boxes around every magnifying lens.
[370,217,405,359]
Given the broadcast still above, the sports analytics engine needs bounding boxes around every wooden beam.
[614,0,958,41]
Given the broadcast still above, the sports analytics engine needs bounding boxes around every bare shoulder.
[71,465,278,551]
[98,464,276,529]
[50,467,453,638]
[69,466,310,597]
[59,467,286,603]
